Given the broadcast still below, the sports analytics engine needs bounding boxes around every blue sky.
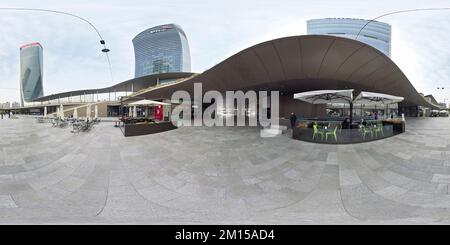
[1,0,450,104]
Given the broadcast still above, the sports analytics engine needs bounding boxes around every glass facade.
[307,18,391,57]
[20,42,44,107]
[133,24,191,78]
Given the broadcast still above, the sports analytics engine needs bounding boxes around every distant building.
[424,94,439,105]
[307,18,391,57]
[11,102,21,108]
[133,24,191,78]
[20,42,44,107]
[0,102,11,109]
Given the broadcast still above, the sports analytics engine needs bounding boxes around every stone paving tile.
[431,174,450,184]
[1,116,450,224]
[0,195,18,208]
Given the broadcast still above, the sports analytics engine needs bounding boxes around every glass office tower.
[307,18,391,57]
[133,24,191,78]
[20,42,44,107]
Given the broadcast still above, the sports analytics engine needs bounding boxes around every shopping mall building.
[12,35,440,119]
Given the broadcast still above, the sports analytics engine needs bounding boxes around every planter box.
[123,122,177,137]
[383,120,405,134]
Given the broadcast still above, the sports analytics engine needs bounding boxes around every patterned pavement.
[0,116,450,224]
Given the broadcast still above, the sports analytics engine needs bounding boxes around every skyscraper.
[133,24,191,78]
[307,18,391,57]
[20,42,44,106]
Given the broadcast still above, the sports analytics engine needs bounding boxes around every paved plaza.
[1,117,450,224]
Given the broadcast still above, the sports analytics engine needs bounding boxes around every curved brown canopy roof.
[126,35,438,109]
[33,72,195,102]
[35,34,437,108]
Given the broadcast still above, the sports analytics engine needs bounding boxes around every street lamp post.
[0,7,113,83]
[356,8,450,116]
[356,8,450,40]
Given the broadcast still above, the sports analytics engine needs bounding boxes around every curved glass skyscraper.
[20,42,44,106]
[307,18,391,57]
[133,24,191,78]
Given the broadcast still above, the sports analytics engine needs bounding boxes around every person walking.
[289,112,297,129]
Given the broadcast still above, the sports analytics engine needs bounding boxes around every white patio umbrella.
[94,105,98,119]
[128,99,171,106]
[354,91,404,119]
[354,91,404,105]
[44,106,47,117]
[73,108,78,119]
[133,106,137,118]
[294,89,355,122]
[60,104,65,120]
[128,106,133,117]
[86,104,91,120]
[294,90,354,104]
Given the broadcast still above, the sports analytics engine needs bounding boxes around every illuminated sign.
[20,42,42,50]
[149,25,173,34]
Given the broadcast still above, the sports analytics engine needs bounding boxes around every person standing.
[289,112,297,129]
[342,118,350,129]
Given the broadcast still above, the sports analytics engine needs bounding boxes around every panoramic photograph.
[1,0,450,239]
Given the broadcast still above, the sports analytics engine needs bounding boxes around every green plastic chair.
[373,122,384,137]
[325,125,338,142]
[312,124,325,140]
[362,125,373,140]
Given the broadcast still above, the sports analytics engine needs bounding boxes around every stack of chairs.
[71,120,95,133]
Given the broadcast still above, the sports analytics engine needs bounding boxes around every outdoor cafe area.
[36,104,99,133]
[119,99,177,137]
[291,90,406,144]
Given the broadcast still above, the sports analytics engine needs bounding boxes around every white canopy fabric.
[86,104,91,120]
[59,104,65,120]
[73,108,78,119]
[354,91,404,105]
[293,90,354,104]
[128,99,170,106]
[94,105,98,118]
[128,107,133,117]
[44,106,47,117]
